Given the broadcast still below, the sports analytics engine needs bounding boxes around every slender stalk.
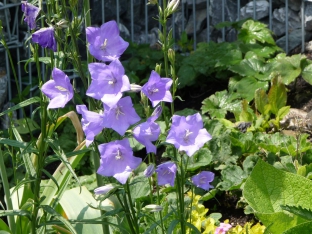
[0,148,16,233]
[125,181,140,233]
[156,181,165,234]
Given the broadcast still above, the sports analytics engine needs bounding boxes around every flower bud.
[155,63,162,75]
[168,48,175,64]
[129,84,142,93]
[143,204,163,212]
[144,164,155,178]
[94,184,115,195]
[147,0,158,5]
[167,0,180,14]
[56,19,68,29]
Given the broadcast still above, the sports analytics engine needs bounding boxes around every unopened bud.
[143,204,163,212]
[168,48,175,64]
[167,0,180,14]
[129,84,142,93]
[56,19,68,29]
[144,164,155,177]
[155,63,162,75]
[147,0,158,5]
[94,184,115,195]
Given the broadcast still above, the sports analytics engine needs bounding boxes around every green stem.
[125,181,139,233]
[0,148,16,233]
[156,182,165,234]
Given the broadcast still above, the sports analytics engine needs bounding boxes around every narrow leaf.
[0,97,40,117]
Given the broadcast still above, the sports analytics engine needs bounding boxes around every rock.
[0,102,17,131]
[276,28,312,53]
[276,0,301,11]
[210,0,239,26]
[240,1,269,20]
[272,7,301,37]
[184,0,208,9]
[304,4,312,31]
[185,8,208,35]
[0,2,11,29]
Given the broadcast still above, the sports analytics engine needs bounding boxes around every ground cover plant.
[1,0,312,233]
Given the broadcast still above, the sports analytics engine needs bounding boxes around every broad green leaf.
[302,63,312,85]
[0,219,11,233]
[255,212,307,234]
[13,118,40,134]
[244,160,312,232]
[201,189,218,201]
[229,76,268,101]
[281,205,312,220]
[218,165,247,191]
[276,106,290,121]
[255,88,268,114]
[238,20,275,45]
[40,205,77,234]
[239,99,253,122]
[59,186,106,234]
[201,90,241,118]
[283,221,312,234]
[177,64,197,88]
[271,54,302,85]
[229,57,270,81]
[268,76,287,115]
[129,175,150,200]
[0,97,40,117]
[187,148,212,171]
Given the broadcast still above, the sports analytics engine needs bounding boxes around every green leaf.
[276,106,290,121]
[271,54,302,85]
[238,20,275,45]
[229,76,268,102]
[283,221,312,234]
[14,118,40,134]
[302,63,312,85]
[201,90,241,118]
[0,219,11,233]
[58,186,106,233]
[176,64,197,88]
[255,88,268,114]
[187,148,212,171]
[129,175,150,200]
[229,57,270,81]
[281,205,312,220]
[243,160,312,232]
[268,76,287,115]
[40,205,77,234]
[0,97,40,117]
[218,165,247,191]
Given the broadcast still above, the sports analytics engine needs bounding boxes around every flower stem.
[0,148,15,233]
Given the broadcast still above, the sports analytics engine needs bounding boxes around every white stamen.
[115,148,123,160]
[100,38,108,50]
[183,129,193,143]
[108,72,117,85]
[148,87,159,95]
[115,106,125,120]
[55,86,68,92]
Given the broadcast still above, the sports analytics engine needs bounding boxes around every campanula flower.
[32,27,57,51]
[103,96,140,136]
[215,223,232,234]
[191,171,214,191]
[166,113,212,156]
[86,20,129,61]
[133,106,162,154]
[41,68,73,109]
[144,164,155,178]
[97,138,142,184]
[142,70,173,107]
[76,105,105,147]
[21,1,40,30]
[94,184,115,195]
[86,60,130,107]
[155,161,177,187]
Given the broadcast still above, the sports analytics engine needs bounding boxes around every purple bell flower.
[97,138,142,184]
[41,68,73,109]
[21,1,40,30]
[155,161,177,187]
[141,70,173,107]
[76,105,105,147]
[133,106,162,154]
[144,164,155,178]
[191,171,214,191]
[86,60,130,108]
[166,113,212,156]
[86,20,129,61]
[32,27,57,51]
[103,96,141,136]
